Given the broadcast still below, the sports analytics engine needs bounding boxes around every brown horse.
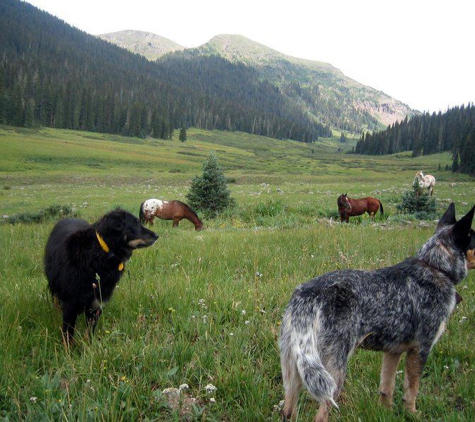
[139,199,204,230]
[337,193,383,223]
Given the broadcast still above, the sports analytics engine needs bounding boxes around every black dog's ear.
[108,211,126,231]
[452,205,475,244]
[437,202,457,230]
[97,210,125,233]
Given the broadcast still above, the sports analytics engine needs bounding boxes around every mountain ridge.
[0,0,328,142]
[99,30,185,61]
[0,0,414,143]
[100,31,415,129]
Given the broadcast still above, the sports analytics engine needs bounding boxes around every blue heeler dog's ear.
[452,205,475,246]
[437,202,457,231]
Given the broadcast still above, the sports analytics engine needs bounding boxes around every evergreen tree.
[186,152,235,218]
[179,127,187,142]
[353,104,475,178]
[25,98,36,127]
[452,151,460,173]
[460,133,475,175]
[396,179,437,220]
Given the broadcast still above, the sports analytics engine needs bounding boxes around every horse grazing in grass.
[139,199,204,230]
[337,193,383,223]
[415,171,436,196]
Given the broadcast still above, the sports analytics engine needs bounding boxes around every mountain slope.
[0,0,327,143]
[98,30,185,61]
[102,31,415,131]
[189,35,415,131]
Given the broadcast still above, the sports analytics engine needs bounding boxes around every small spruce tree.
[397,179,437,220]
[186,152,235,218]
[179,127,187,142]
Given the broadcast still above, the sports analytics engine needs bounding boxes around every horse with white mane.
[414,171,436,196]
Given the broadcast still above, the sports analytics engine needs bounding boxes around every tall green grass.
[1,125,475,420]
[2,223,474,420]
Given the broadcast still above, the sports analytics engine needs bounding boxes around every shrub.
[3,205,77,225]
[186,152,235,218]
[254,200,286,217]
[396,180,437,220]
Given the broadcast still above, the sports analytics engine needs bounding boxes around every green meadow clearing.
[1,125,475,421]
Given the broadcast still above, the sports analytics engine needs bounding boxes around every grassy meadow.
[1,124,475,421]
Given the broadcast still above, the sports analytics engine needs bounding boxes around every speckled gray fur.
[279,203,475,420]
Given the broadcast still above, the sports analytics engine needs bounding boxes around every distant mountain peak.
[98,30,415,129]
[200,34,338,71]
[98,30,185,61]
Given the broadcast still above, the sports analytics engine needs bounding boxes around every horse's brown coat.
[337,194,383,223]
[140,199,203,230]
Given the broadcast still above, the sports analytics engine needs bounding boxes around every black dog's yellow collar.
[96,231,124,271]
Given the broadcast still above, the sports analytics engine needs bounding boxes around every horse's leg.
[172,217,180,228]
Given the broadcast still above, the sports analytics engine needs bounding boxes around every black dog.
[45,209,158,343]
[280,202,475,421]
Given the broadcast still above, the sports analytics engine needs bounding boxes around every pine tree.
[186,152,235,218]
[24,98,36,127]
[396,179,437,220]
[179,127,187,142]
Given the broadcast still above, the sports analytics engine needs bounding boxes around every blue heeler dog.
[279,202,475,421]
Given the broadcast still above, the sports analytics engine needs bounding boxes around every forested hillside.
[355,104,475,176]
[0,0,329,142]
[191,34,414,133]
[102,31,416,134]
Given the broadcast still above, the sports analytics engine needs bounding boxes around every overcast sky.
[26,0,474,113]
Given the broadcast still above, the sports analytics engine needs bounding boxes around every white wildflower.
[205,384,217,395]
[179,384,189,392]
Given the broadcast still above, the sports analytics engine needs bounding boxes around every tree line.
[0,0,330,142]
[354,104,475,176]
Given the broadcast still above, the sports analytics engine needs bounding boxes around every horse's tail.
[379,200,384,215]
[139,201,145,224]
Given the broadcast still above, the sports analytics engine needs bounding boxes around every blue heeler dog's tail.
[280,308,339,408]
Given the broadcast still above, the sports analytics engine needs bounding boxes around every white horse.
[414,171,436,196]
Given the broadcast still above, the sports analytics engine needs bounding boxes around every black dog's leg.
[61,306,78,345]
[85,307,102,338]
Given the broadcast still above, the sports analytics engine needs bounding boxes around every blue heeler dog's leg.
[379,352,403,407]
[403,347,427,413]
